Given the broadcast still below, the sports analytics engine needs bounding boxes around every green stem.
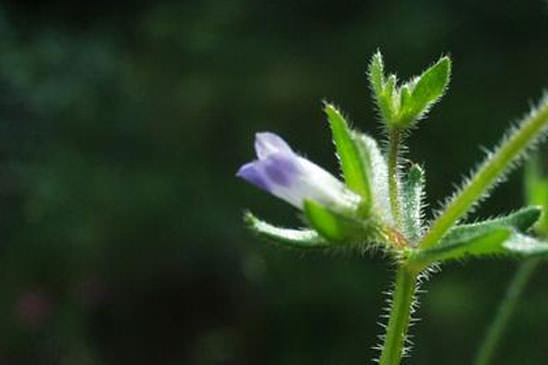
[420,98,548,249]
[379,266,418,365]
[474,258,540,365]
[388,128,402,228]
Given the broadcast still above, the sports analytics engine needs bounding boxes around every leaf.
[368,50,384,96]
[397,56,451,128]
[417,95,548,250]
[244,211,329,248]
[368,51,397,125]
[352,132,393,224]
[303,200,362,243]
[413,57,450,102]
[380,74,397,122]
[525,155,548,234]
[408,223,548,268]
[401,164,425,243]
[503,232,548,256]
[408,227,512,267]
[408,57,451,116]
[400,85,412,113]
[444,206,542,241]
[368,52,452,129]
[324,103,372,210]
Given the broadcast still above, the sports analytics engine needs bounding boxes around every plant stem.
[388,128,402,227]
[474,258,540,365]
[379,266,418,365]
[419,98,548,249]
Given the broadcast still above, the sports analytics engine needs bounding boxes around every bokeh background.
[1,0,548,364]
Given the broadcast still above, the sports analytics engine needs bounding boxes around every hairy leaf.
[353,132,393,225]
[244,211,329,248]
[381,74,397,122]
[408,227,512,267]
[368,50,384,96]
[503,232,548,256]
[324,103,372,211]
[368,53,451,130]
[444,206,542,241]
[418,95,548,250]
[403,56,451,121]
[401,164,425,243]
[368,51,397,125]
[409,224,548,268]
[525,156,548,235]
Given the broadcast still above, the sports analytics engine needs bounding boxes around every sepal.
[244,211,329,248]
[303,200,364,243]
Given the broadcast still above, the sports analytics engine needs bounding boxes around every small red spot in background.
[14,290,52,330]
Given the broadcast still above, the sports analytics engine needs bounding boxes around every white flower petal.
[254,132,293,159]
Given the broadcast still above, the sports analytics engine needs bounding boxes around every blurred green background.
[0,0,548,364]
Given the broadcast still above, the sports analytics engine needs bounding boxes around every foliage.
[1,1,548,364]
[241,51,548,364]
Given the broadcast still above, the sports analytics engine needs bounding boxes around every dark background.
[0,0,547,364]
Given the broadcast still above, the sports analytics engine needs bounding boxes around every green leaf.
[380,74,397,122]
[413,57,450,101]
[391,56,451,129]
[402,56,451,123]
[503,232,548,256]
[525,155,548,235]
[367,52,451,129]
[303,200,362,243]
[324,103,372,210]
[417,95,548,250]
[244,211,329,248]
[401,164,425,243]
[368,50,384,96]
[368,51,397,125]
[400,85,412,114]
[408,221,548,268]
[445,206,542,240]
[408,227,512,267]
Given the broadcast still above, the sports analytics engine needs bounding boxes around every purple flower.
[237,132,360,210]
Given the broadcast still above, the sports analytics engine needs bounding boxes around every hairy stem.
[379,266,417,365]
[474,258,540,365]
[420,98,548,249]
[388,128,402,228]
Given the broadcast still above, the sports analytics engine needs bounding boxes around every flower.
[237,132,361,211]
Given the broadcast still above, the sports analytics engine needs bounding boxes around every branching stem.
[420,98,548,249]
[379,266,418,365]
[474,258,540,365]
[388,128,402,228]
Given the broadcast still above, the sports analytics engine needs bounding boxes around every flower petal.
[255,132,293,159]
[262,153,301,187]
[239,132,361,212]
[236,162,272,192]
[297,157,361,208]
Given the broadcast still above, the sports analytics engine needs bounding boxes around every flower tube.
[237,132,361,211]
